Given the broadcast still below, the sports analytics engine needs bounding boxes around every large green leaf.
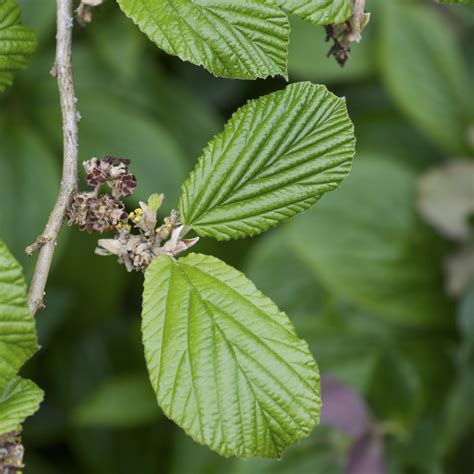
[287,157,453,327]
[0,0,37,92]
[378,1,473,155]
[117,0,289,80]
[0,376,43,434]
[277,0,352,25]
[142,253,320,458]
[179,82,355,240]
[0,240,38,391]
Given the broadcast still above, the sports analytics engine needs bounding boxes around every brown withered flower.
[83,156,137,197]
[325,4,370,66]
[67,193,127,234]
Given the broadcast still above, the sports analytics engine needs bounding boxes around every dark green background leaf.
[287,156,453,327]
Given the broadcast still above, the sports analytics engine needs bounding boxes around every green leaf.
[0,376,43,434]
[73,373,160,428]
[378,0,474,155]
[277,0,352,25]
[368,349,422,431]
[0,0,37,92]
[142,253,320,458]
[0,240,38,391]
[441,368,474,454]
[179,82,355,240]
[116,0,289,80]
[287,156,453,327]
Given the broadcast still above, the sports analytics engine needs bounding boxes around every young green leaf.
[179,82,355,240]
[116,0,289,80]
[0,240,39,390]
[0,376,43,434]
[277,0,352,25]
[0,0,37,92]
[142,253,320,458]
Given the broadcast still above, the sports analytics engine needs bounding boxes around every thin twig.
[26,0,78,315]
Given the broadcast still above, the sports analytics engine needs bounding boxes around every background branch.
[26,0,79,315]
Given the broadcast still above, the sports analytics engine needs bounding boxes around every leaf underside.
[142,253,321,458]
[0,0,37,92]
[179,82,355,240]
[277,0,352,25]
[116,0,289,80]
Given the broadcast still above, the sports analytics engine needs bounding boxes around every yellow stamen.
[134,216,142,223]
[135,208,143,215]
[129,212,135,218]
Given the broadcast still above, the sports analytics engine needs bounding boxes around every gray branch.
[26,0,79,315]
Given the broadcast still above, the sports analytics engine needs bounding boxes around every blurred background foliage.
[0,0,473,472]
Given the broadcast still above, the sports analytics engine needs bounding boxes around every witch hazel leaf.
[116,0,289,80]
[0,376,43,435]
[0,240,39,391]
[0,0,37,92]
[179,82,355,240]
[142,253,321,458]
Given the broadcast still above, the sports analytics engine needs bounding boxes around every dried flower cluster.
[96,196,198,272]
[67,156,135,233]
[83,156,137,197]
[0,427,24,474]
[67,157,197,271]
[325,7,370,66]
